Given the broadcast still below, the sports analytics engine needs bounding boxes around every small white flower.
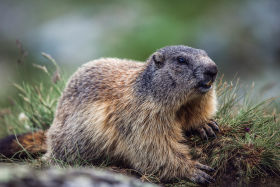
[18,112,28,122]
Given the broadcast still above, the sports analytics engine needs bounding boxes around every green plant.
[0,53,65,136]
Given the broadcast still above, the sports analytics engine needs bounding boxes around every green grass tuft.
[0,53,65,136]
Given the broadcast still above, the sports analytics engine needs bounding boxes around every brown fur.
[44,46,218,182]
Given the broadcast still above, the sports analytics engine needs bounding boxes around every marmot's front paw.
[190,162,215,184]
[197,120,219,140]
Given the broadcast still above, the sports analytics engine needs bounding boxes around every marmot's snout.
[197,62,218,93]
[204,63,218,82]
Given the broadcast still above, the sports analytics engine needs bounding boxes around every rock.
[0,164,158,187]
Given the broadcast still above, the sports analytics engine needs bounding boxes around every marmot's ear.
[152,52,165,67]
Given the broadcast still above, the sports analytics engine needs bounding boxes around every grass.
[183,79,280,186]
[0,53,65,136]
[0,54,279,186]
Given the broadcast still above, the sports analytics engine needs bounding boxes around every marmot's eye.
[177,56,187,63]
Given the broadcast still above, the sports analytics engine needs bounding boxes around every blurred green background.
[0,0,280,108]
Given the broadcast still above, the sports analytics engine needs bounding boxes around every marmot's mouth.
[197,81,212,93]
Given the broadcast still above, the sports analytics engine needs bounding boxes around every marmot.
[0,45,219,184]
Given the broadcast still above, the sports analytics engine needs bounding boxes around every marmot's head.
[141,45,218,103]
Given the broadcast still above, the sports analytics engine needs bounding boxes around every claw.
[197,127,208,140]
[197,170,215,183]
[197,120,220,140]
[209,120,220,132]
[195,162,215,172]
[192,174,208,184]
[204,125,216,137]
[190,169,215,184]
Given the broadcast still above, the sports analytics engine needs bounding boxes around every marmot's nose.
[204,64,218,78]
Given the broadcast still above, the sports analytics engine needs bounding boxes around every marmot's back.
[61,58,145,105]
